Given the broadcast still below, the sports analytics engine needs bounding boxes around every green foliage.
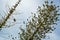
[20,0,60,40]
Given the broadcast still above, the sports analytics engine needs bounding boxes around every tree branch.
[0,0,21,28]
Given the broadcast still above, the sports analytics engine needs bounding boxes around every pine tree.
[20,1,60,40]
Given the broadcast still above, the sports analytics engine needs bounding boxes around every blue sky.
[0,0,60,40]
